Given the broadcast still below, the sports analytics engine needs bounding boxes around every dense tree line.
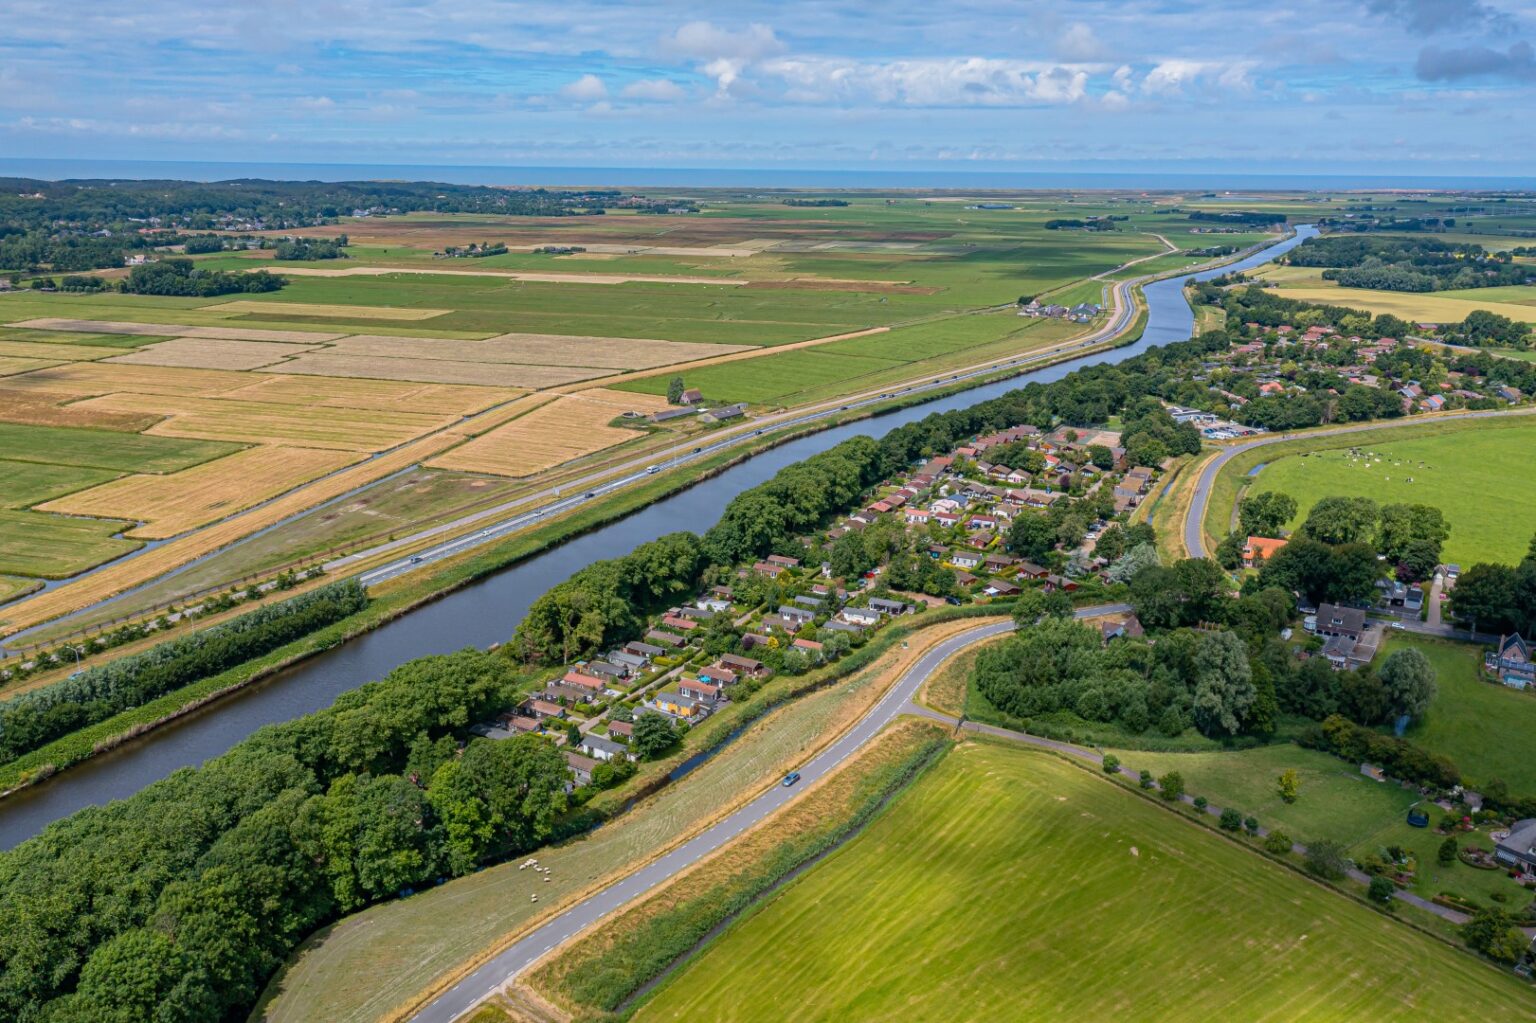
[0,648,565,1022]
[1189,211,1287,226]
[0,178,629,233]
[121,258,284,296]
[273,236,347,260]
[782,198,848,207]
[0,232,130,272]
[1284,235,1535,292]
[0,581,367,764]
[1446,534,1536,634]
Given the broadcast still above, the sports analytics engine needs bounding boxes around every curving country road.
[1182,408,1536,559]
[407,605,1117,1022]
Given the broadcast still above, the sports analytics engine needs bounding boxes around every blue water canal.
[0,225,1316,849]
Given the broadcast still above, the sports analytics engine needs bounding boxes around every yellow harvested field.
[209,299,452,320]
[0,394,551,636]
[330,332,754,369]
[0,390,163,432]
[38,445,364,539]
[222,374,516,415]
[75,392,453,451]
[9,318,345,343]
[267,265,746,286]
[0,340,123,361]
[0,362,257,398]
[1271,286,1536,325]
[104,337,319,371]
[269,351,608,388]
[0,357,62,377]
[427,391,664,477]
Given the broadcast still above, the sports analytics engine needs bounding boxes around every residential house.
[661,614,699,632]
[525,699,567,720]
[580,734,630,762]
[679,678,722,704]
[561,671,608,697]
[609,720,634,739]
[625,640,664,660]
[767,554,801,569]
[950,551,982,570]
[984,579,1021,597]
[1313,603,1365,641]
[1494,819,1536,871]
[645,629,687,649]
[718,653,769,678]
[868,597,910,615]
[840,607,881,627]
[793,638,824,655]
[1243,536,1287,567]
[1486,634,1536,690]
[649,691,709,720]
[564,752,598,787]
[678,388,703,405]
[700,662,739,686]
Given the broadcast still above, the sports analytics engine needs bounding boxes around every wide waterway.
[0,225,1316,849]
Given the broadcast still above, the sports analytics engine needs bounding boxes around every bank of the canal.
[0,226,1315,849]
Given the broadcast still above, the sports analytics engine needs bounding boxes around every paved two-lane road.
[408,605,1123,1022]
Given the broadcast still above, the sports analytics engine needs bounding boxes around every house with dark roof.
[1486,634,1536,690]
[1314,603,1366,642]
[1495,819,1536,871]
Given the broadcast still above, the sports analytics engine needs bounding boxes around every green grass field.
[1105,743,1419,848]
[0,509,139,577]
[0,460,122,509]
[1247,417,1536,566]
[0,423,239,474]
[1387,633,1536,793]
[634,741,1533,1022]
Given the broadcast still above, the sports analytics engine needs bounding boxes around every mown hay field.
[104,337,322,371]
[0,340,123,361]
[222,374,513,415]
[12,318,347,343]
[427,389,668,477]
[0,390,165,432]
[633,741,1534,1023]
[1,362,258,398]
[208,299,452,320]
[269,351,603,388]
[38,445,365,539]
[74,392,454,451]
[327,332,756,369]
[0,356,63,377]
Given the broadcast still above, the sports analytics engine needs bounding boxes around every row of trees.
[1285,235,1533,292]
[122,258,285,296]
[1447,534,1536,635]
[0,648,567,1022]
[1217,493,1451,594]
[0,581,367,763]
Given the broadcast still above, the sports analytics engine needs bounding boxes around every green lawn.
[1105,743,1419,848]
[1387,633,1536,793]
[1248,417,1536,566]
[634,741,1533,1022]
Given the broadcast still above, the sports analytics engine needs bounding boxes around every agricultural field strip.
[37,446,368,540]
[0,394,550,634]
[425,390,672,478]
[631,744,1534,1022]
[208,300,453,320]
[10,318,349,343]
[265,266,750,285]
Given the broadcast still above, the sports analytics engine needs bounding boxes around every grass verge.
[523,719,952,1019]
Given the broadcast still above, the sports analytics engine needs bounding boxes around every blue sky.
[3,0,1535,176]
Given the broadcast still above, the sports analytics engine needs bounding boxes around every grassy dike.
[0,305,1148,801]
[522,719,953,1020]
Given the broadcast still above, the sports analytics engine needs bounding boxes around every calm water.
[0,226,1314,849]
[3,159,1531,190]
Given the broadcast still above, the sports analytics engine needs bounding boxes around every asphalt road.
[408,604,1123,1022]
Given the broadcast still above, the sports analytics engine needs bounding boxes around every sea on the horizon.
[1,158,1533,191]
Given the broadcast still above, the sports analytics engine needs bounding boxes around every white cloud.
[294,95,336,110]
[620,78,688,102]
[1056,23,1108,62]
[662,21,785,97]
[1141,59,1258,97]
[559,73,608,102]
[760,57,1089,106]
